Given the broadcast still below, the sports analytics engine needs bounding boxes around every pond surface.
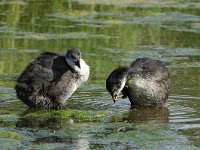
[0,0,200,149]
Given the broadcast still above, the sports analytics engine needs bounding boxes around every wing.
[130,58,169,80]
[31,64,54,81]
[29,52,59,81]
[20,52,69,82]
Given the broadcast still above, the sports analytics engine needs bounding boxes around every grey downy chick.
[106,58,170,107]
[15,48,90,109]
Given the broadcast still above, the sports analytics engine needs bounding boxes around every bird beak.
[112,95,117,103]
[75,61,81,68]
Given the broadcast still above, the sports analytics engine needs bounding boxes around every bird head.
[106,82,124,103]
[106,67,129,103]
[65,48,81,71]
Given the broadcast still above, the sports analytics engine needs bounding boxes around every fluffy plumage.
[106,58,170,107]
[15,48,89,109]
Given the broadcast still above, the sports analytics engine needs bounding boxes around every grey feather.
[106,58,170,107]
[15,49,89,109]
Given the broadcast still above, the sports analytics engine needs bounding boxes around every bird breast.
[79,59,90,83]
[127,76,160,98]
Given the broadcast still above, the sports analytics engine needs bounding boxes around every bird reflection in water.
[125,106,169,123]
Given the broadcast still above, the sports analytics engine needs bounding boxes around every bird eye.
[71,55,76,59]
[72,56,78,62]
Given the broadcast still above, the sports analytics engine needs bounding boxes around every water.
[0,0,200,149]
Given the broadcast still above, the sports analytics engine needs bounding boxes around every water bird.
[15,48,90,109]
[106,58,170,107]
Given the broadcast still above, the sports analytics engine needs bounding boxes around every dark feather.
[15,51,80,109]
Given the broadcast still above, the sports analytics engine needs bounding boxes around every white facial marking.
[116,77,126,95]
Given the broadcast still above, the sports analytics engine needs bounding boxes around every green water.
[0,0,200,149]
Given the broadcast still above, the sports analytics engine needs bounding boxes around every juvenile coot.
[106,58,170,107]
[15,48,90,109]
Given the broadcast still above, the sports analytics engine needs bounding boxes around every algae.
[22,109,106,122]
[0,0,200,149]
[0,132,22,140]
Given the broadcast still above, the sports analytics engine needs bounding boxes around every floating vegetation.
[46,10,98,25]
[72,0,200,9]
[0,132,22,140]
[1,31,114,40]
[0,114,19,123]
[0,0,200,149]
[22,109,106,122]
[0,1,27,6]
[14,32,90,40]
[103,19,124,25]
[53,10,97,18]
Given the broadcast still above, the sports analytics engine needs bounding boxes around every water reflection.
[16,110,62,129]
[33,136,89,150]
[0,0,200,149]
[33,135,75,144]
[16,115,62,129]
[125,106,169,123]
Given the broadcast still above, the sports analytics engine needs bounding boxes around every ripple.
[0,31,114,40]
[168,94,200,133]
[171,118,200,123]
[0,86,17,105]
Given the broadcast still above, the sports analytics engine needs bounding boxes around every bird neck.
[120,76,128,90]
[79,59,90,82]
[123,69,137,88]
